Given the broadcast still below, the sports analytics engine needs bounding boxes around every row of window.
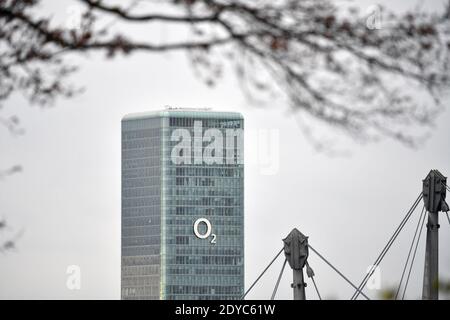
[122,128,160,140]
[122,246,160,257]
[122,205,242,218]
[123,178,242,190]
[122,262,242,277]
[171,187,243,197]
[122,206,161,217]
[122,256,160,266]
[122,188,239,207]
[123,198,246,210]
[123,140,161,150]
[124,211,242,227]
[167,156,243,166]
[164,160,244,168]
[122,265,160,276]
[171,256,243,266]
[122,177,160,188]
[174,167,240,177]
[122,216,160,227]
[166,276,242,286]
[121,286,159,298]
[167,217,243,227]
[123,158,160,169]
[122,228,242,245]
[172,217,242,227]
[173,247,242,256]
[122,197,160,208]
[167,237,242,246]
[172,206,238,216]
[123,167,160,179]
[122,226,160,237]
[122,117,160,130]
[169,227,242,238]
[172,197,242,207]
[174,177,242,187]
[122,236,161,246]
[167,266,242,276]
[122,276,160,287]
[122,187,160,198]
[169,117,242,129]
[171,177,242,188]
[167,285,242,296]
[175,236,189,245]
[122,148,160,160]
[175,176,213,186]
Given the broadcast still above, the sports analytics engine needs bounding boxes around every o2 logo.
[193,218,217,244]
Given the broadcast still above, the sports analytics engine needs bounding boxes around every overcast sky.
[0,0,449,300]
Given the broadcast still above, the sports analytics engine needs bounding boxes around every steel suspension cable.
[307,244,370,300]
[241,248,283,300]
[443,181,450,193]
[271,258,287,300]
[394,205,426,299]
[351,192,423,300]
[310,276,321,300]
[402,206,427,299]
[440,182,449,225]
[440,180,450,195]
[306,262,322,300]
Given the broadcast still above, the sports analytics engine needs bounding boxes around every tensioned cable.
[436,176,450,191]
[351,193,423,300]
[441,179,450,192]
[241,248,283,300]
[444,183,450,192]
[271,258,287,300]
[352,193,422,299]
[307,244,370,300]
[394,205,426,300]
[402,206,427,299]
[440,182,450,225]
[310,276,321,300]
[306,262,322,300]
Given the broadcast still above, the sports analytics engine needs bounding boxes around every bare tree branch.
[78,0,223,23]
[0,0,449,146]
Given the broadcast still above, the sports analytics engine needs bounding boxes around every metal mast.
[283,228,309,300]
[422,170,449,300]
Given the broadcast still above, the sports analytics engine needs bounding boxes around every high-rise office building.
[121,109,244,300]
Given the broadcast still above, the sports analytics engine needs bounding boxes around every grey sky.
[0,0,449,299]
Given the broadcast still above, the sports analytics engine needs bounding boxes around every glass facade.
[121,110,244,300]
[122,116,162,300]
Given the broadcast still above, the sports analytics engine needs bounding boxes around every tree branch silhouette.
[1,0,450,146]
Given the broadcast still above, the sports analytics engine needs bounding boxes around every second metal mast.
[422,170,449,300]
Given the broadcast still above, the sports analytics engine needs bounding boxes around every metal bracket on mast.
[422,170,449,300]
[283,228,309,300]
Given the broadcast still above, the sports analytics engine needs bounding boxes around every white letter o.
[193,218,212,239]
